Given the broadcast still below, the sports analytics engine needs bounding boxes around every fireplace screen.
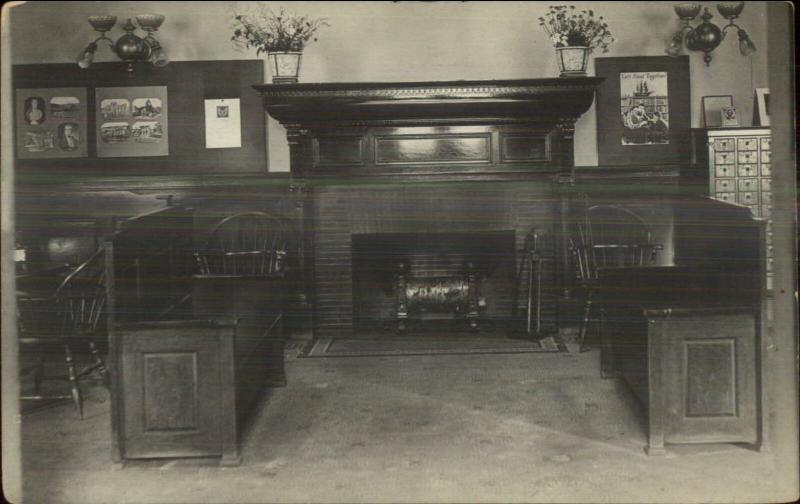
[351,231,517,335]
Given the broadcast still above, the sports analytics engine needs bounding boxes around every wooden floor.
[16,346,783,503]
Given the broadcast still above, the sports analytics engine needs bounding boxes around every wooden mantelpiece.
[256,79,602,337]
[256,78,602,178]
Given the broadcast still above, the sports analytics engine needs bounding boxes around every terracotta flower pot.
[555,46,590,77]
[267,52,303,84]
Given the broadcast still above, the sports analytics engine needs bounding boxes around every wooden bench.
[597,198,766,455]
[105,206,287,466]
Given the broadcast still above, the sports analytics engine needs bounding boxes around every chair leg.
[88,340,111,387]
[579,292,593,353]
[64,344,83,420]
[33,347,46,395]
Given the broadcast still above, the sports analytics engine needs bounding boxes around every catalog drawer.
[737,164,758,177]
[737,138,759,151]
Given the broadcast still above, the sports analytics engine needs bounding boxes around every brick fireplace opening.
[351,231,517,336]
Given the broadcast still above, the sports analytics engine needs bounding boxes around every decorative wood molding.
[255,78,603,99]
[15,173,292,193]
[256,78,603,128]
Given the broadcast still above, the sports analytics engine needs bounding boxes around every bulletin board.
[12,60,266,175]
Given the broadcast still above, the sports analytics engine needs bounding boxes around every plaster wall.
[7,1,769,171]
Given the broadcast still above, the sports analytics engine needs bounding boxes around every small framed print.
[702,95,734,128]
[754,88,770,126]
[720,106,739,126]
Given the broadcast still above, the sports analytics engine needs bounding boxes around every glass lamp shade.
[717,1,745,19]
[135,13,165,30]
[674,3,701,20]
[665,33,684,57]
[87,15,117,32]
[148,41,169,67]
[76,43,97,69]
[738,30,756,55]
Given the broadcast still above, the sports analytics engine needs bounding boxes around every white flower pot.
[267,52,303,84]
[555,46,590,77]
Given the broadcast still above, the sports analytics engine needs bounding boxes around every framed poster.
[96,86,169,158]
[595,56,690,166]
[702,95,734,127]
[15,88,88,159]
[753,87,770,126]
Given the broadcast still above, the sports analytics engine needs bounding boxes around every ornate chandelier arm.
[721,20,743,40]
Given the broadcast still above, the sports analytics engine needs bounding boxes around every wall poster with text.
[620,71,669,146]
[96,86,169,158]
[16,88,88,159]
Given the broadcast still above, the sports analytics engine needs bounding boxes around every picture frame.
[702,95,734,128]
[96,86,169,158]
[15,88,88,159]
[595,56,691,166]
[720,106,739,126]
[754,87,770,126]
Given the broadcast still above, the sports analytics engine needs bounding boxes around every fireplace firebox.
[352,231,516,335]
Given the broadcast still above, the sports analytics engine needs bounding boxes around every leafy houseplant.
[231,6,328,83]
[538,5,614,77]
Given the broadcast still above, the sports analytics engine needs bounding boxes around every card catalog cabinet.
[692,128,773,291]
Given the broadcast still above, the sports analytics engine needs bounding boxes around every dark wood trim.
[573,164,681,179]
[14,173,292,192]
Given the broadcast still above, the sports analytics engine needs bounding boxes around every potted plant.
[538,5,614,77]
[231,6,328,83]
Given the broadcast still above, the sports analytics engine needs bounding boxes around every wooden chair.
[569,205,662,351]
[193,211,290,389]
[195,211,288,276]
[17,247,110,419]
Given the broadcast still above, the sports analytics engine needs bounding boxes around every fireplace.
[256,78,602,339]
[352,231,516,335]
[307,182,561,338]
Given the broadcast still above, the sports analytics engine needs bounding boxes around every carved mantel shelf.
[255,77,603,127]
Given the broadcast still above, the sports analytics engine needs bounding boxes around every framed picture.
[15,88,88,159]
[95,86,169,158]
[702,95,734,128]
[595,56,691,166]
[754,87,770,126]
[721,106,739,126]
